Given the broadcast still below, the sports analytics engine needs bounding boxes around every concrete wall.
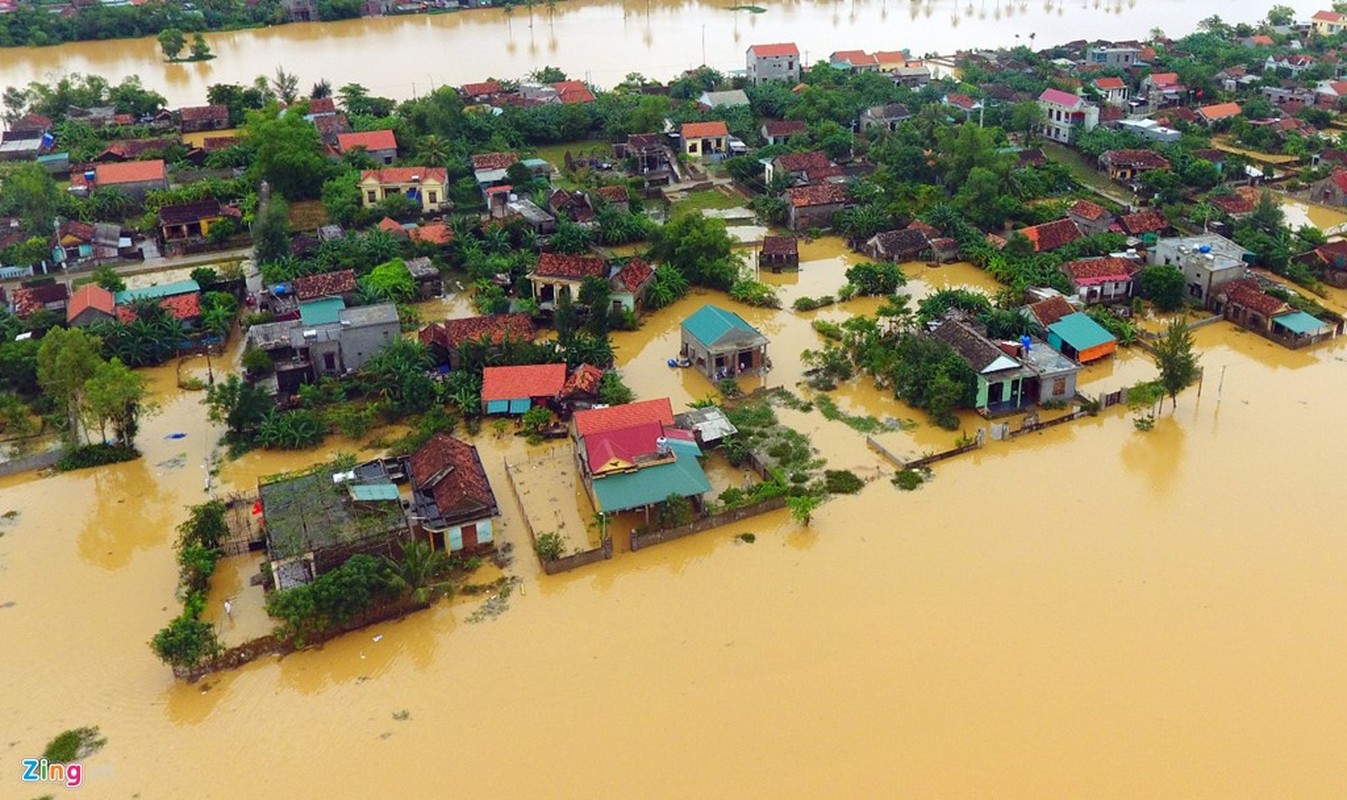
[339,319,400,372]
[629,497,787,551]
[749,54,799,84]
[0,447,65,478]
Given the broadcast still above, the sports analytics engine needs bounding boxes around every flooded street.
[0,0,1282,107]
[4,238,1347,795]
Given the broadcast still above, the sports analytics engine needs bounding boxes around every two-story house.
[358,167,448,214]
[1038,88,1099,144]
[747,43,800,84]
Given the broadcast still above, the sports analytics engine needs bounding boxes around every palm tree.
[502,3,513,32]
[546,0,557,27]
[525,0,536,27]
[384,540,450,604]
[417,134,449,166]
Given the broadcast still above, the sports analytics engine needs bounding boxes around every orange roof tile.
[70,159,167,188]
[481,363,567,402]
[749,43,799,57]
[66,284,115,323]
[337,129,397,153]
[573,398,674,438]
[361,167,448,185]
[681,121,729,139]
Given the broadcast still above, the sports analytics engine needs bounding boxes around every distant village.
[3,7,1347,675]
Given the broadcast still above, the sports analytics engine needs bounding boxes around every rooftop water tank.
[1020,335,1032,352]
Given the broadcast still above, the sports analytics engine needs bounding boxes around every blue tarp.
[1273,310,1328,335]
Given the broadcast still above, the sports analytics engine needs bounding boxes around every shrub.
[534,531,565,561]
[57,443,138,472]
[43,727,107,762]
[151,614,222,669]
[242,346,274,376]
[893,468,925,491]
[258,409,326,449]
[823,469,864,495]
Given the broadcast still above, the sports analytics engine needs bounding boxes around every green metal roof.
[1273,310,1328,335]
[682,304,764,349]
[521,158,550,168]
[350,483,400,502]
[591,456,712,513]
[667,438,702,458]
[1048,312,1115,351]
[114,278,200,304]
[299,297,346,326]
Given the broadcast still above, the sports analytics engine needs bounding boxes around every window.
[323,352,336,371]
[428,191,438,204]
[366,190,376,203]
[1052,377,1066,396]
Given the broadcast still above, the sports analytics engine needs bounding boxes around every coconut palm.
[417,134,449,167]
[384,540,450,604]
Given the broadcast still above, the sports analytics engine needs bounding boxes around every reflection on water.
[0,0,1273,107]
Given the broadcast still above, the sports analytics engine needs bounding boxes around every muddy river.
[4,243,1347,796]
[0,0,1289,107]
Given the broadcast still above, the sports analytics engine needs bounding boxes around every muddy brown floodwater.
[5,243,1347,797]
[0,0,1283,107]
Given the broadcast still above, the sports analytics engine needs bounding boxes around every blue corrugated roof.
[591,457,711,513]
[1273,310,1328,335]
[682,304,762,349]
[114,278,200,304]
[1047,312,1115,351]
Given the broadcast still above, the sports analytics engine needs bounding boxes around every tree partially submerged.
[1153,319,1200,409]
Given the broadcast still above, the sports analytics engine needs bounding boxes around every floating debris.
[392,709,410,721]
[466,576,522,624]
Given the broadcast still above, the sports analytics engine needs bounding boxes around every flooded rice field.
[5,244,1347,797]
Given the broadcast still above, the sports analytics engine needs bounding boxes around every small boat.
[667,357,691,368]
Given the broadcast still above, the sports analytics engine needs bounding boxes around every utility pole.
[701,24,706,66]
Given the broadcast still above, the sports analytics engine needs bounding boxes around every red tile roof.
[306,97,336,114]
[1102,149,1172,170]
[337,129,397,153]
[1147,72,1180,87]
[786,184,849,207]
[410,223,452,245]
[776,151,831,173]
[1061,257,1138,285]
[1019,218,1081,252]
[1209,186,1259,215]
[553,81,596,104]
[588,183,625,203]
[293,269,356,300]
[945,92,981,110]
[419,313,535,351]
[612,258,653,292]
[69,159,167,188]
[1198,102,1242,122]
[1118,209,1168,236]
[762,119,808,138]
[409,433,496,518]
[66,284,115,323]
[179,104,228,122]
[1038,88,1081,107]
[1068,199,1110,222]
[481,363,567,402]
[761,235,799,256]
[560,363,604,399]
[461,81,502,97]
[535,253,607,279]
[1222,278,1290,317]
[832,49,877,66]
[1315,10,1345,22]
[116,292,200,322]
[749,43,800,58]
[574,397,675,438]
[1094,76,1125,90]
[361,167,448,185]
[471,152,519,171]
[12,283,69,317]
[1028,295,1076,327]
[681,121,729,139]
[1248,34,1274,46]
